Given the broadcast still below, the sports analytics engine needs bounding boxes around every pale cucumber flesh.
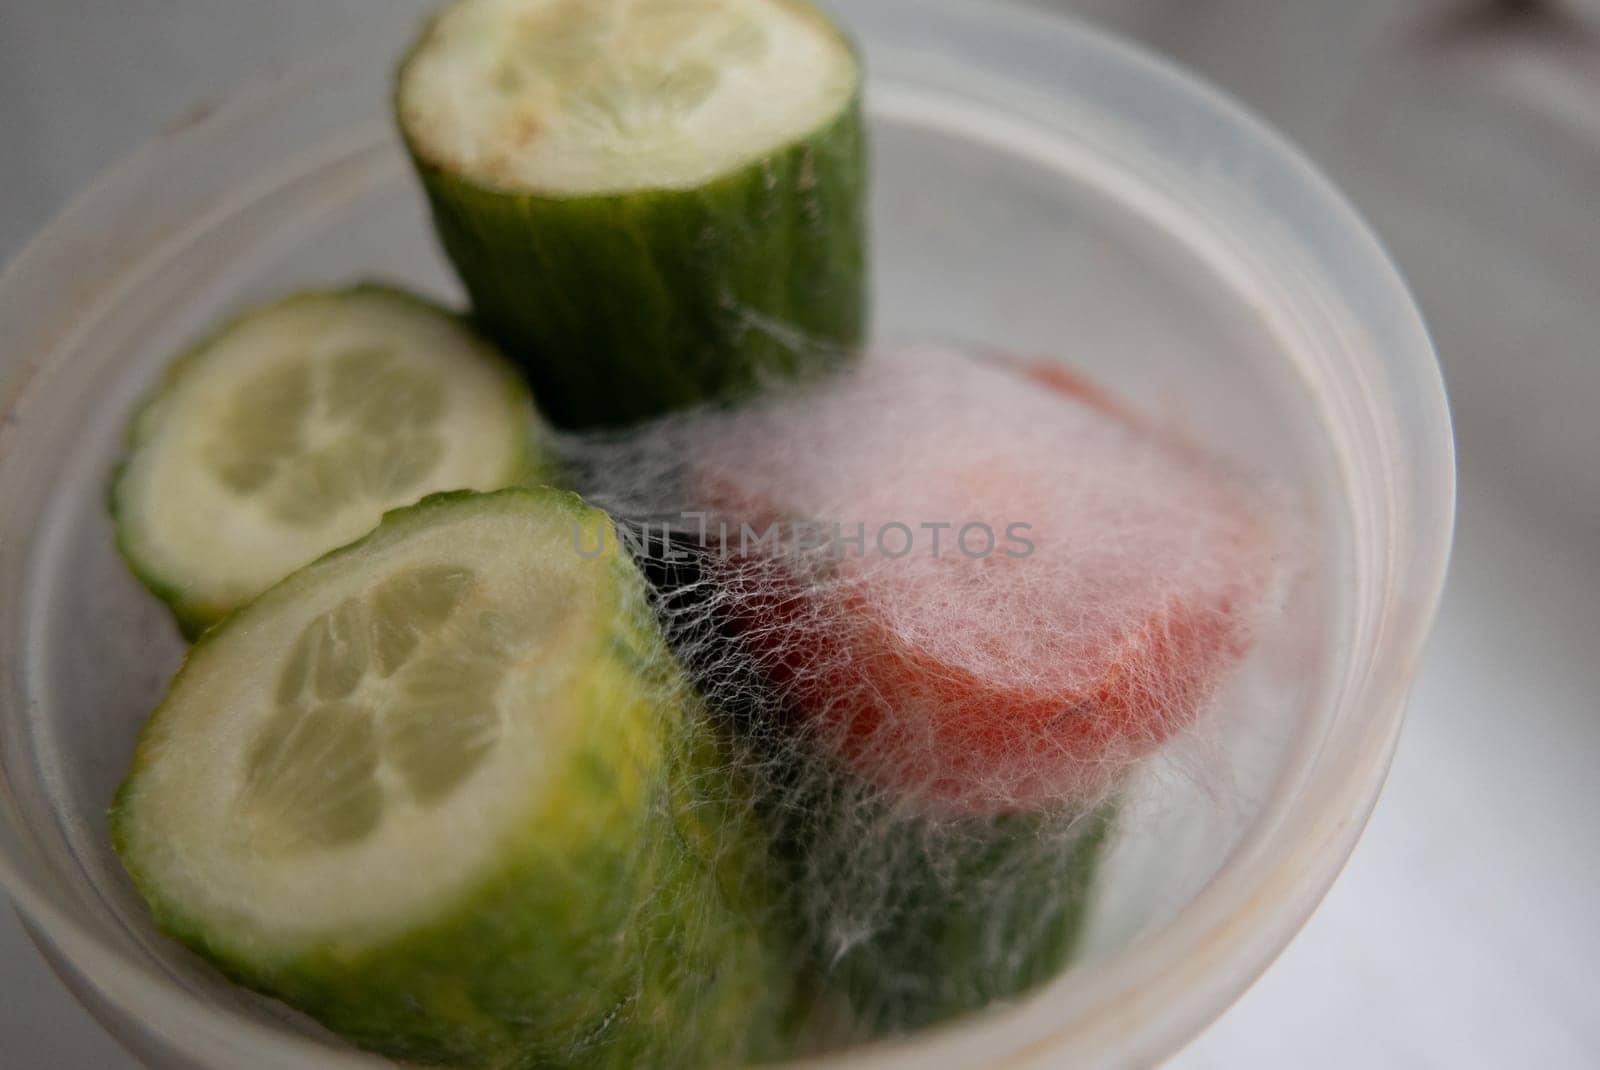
[240,562,509,854]
[399,0,860,196]
[112,286,541,635]
[209,346,449,524]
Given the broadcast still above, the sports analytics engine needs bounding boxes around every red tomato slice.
[701,351,1277,812]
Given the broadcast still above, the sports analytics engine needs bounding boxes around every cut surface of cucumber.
[396,0,867,428]
[113,286,543,635]
[112,489,786,1067]
[398,0,859,196]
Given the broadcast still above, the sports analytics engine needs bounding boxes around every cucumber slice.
[111,488,787,1068]
[396,0,867,428]
[112,286,547,637]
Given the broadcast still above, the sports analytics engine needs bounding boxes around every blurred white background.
[2,1,1596,1066]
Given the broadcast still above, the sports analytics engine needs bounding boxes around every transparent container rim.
[0,1,1456,1066]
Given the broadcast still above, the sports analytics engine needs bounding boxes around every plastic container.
[0,1,1453,1067]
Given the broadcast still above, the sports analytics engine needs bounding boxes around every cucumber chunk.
[790,785,1112,1035]
[111,489,787,1068]
[112,286,547,636]
[396,0,867,428]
